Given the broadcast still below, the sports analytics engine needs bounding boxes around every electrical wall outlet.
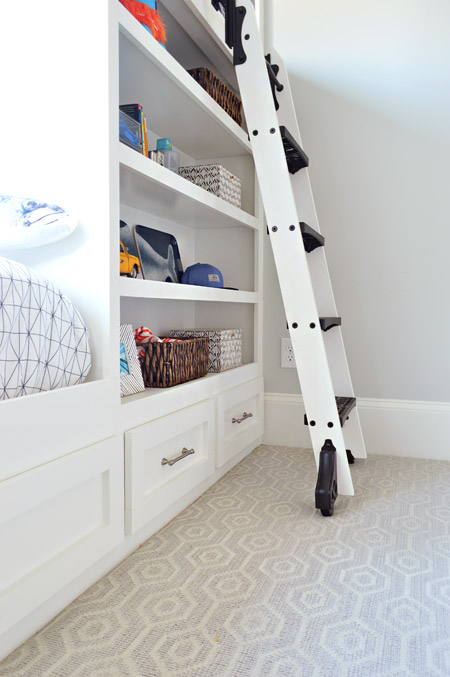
[281,338,296,368]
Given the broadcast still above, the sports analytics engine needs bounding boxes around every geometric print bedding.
[0,257,91,399]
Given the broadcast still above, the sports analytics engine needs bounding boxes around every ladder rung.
[300,222,324,252]
[280,126,309,174]
[304,396,356,428]
[285,317,341,331]
[335,396,356,426]
[319,317,341,332]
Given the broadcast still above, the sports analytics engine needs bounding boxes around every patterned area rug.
[2,445,450,676]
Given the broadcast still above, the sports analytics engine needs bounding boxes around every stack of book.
[119,103,149,156]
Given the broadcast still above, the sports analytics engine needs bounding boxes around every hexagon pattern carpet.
[1,445,450,676]
[0,257,91,399]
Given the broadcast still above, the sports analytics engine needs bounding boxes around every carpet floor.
[1,445,450,676]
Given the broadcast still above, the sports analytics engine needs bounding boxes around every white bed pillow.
[0,257,91,399]
[0,196,76,251]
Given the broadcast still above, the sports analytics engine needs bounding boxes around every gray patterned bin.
[169,329,242,373]
[179,164,241,208]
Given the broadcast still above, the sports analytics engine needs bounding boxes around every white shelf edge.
[119,276,259,303]
[119,143,259,230]
[118,4,250,154]
[121,363,259,407]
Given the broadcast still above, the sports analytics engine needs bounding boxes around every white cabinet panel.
[125,400,215,534]
[217,377,264,467]
[0,380,119,482]
[0,436,124,635]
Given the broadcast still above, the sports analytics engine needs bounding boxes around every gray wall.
[264,0,450,401]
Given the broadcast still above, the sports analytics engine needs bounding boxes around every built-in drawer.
[216,377,264,467]
[125,400,215,534]
[0,435,124,636]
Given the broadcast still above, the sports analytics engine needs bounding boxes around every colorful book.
[142,117,148,157]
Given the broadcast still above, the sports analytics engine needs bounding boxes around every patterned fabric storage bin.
[169,329,242,373]
[179,164,241,208]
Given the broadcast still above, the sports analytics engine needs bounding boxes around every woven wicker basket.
[188,67,242,127]
[139,337,210,388]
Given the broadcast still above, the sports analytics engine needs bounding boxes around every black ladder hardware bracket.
[285,317,341,331]
[265,53,284,111]
[211,0,247,65]
[319,317,342,332]
[211,0,225,13]
[335,396,356,427]
[300,222,325,252]
[304,396,356,428]
[280,126,309,174]
[346,449,355,465]
[315,439,338,516]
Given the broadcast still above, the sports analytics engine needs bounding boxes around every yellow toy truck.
[120,241,140,278]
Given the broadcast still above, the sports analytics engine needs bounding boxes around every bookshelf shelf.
[119,276,259,303]
[120,361,260,430]
[118,4,251,160]
[122,363,258,406]
[119,144,259,231]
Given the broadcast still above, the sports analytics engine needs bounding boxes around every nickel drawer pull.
[161,447,195,466]
[232,412,253,424]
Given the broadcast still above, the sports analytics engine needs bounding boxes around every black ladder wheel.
[315,439,338,517]
[321,479,337,516]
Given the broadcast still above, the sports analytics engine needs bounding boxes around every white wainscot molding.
[264,393,450,461]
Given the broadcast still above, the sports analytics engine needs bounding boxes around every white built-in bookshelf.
[0,0,265,659]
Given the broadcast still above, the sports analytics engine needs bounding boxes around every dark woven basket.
[188,67,242,127]
[139,337,210,388]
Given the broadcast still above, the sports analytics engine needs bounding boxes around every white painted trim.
[357,397,450,414]
[263,393,450,461]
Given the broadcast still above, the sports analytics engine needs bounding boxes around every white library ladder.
[212,0,367,515]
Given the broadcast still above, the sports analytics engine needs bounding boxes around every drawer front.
[217,377,264,467]
[0,435,124,635]
[125,400,215,534]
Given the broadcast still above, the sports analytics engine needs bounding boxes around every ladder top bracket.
[211,0,247,65]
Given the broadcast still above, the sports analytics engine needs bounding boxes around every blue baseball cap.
[182,263,224,287]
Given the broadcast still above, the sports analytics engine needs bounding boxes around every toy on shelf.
[120,220,143,278]
[152,138,179,173]
[119,0,166,46]
[120,241,140,278]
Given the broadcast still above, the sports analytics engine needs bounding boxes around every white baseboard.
[263,393,450,461]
